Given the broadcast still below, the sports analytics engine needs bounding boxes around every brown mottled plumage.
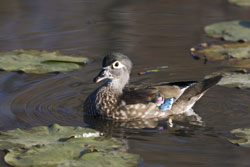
[84,53,222,120]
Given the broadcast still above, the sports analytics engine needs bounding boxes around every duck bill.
[93,69,112,83]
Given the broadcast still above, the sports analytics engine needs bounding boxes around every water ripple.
[7,74,86,129]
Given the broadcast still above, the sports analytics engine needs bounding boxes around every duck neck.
[107,74,130,95]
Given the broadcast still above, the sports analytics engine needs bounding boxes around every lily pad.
[195,42,250,61]
[0,124,139,167]
[228,128,250,147]
[206,72,250,89]
[0,50,89,73]
[205,20,250,42]
[227,59,250,69]
[228,0,250,7]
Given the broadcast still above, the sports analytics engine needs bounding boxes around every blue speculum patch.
[159,98,174,111]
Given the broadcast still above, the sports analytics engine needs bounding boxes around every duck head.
[94,53,132,92]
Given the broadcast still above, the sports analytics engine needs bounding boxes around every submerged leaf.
[192,42,250,70]
[138,65,168,75]
[229,128,250,147]
[228,0,250,7]
[0,50,89,73]
[205,20,250,42]
[196,42,250,60]
[226,59,250,69]
[0,124,139,167]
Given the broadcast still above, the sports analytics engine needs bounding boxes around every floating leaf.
[192,42,250,71]
[228,0,250,7]
[228,128,250,147]
[206,72,250,89]
[195,42,250,60]
[227,59,250,69]
[205,20,250,42]
[0,124,139,167]
[0,50,89,73]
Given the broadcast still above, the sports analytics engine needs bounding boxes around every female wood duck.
[84,53,222,120]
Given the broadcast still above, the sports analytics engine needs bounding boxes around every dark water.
[1,0,250,166]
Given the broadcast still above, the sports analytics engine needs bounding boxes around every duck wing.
[121,81,196,105]
[171,75,222,114]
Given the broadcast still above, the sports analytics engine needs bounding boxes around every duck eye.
[113,61,120,68]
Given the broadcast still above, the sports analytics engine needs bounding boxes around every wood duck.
[84,53,222,120]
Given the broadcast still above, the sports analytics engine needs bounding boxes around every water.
[1,0,250,166]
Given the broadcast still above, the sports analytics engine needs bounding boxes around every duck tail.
[171,75,222,114]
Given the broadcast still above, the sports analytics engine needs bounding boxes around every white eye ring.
[112,61,124,69]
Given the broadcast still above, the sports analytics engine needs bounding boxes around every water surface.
[0,0,250,166]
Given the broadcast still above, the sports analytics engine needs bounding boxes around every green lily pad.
[205,20,250,42]
[229,128,250,147]
[196,42,250,61]
[0,50,89,73]
[228,0,250,7]
[0,124,139,167]
[206,72,250,89]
